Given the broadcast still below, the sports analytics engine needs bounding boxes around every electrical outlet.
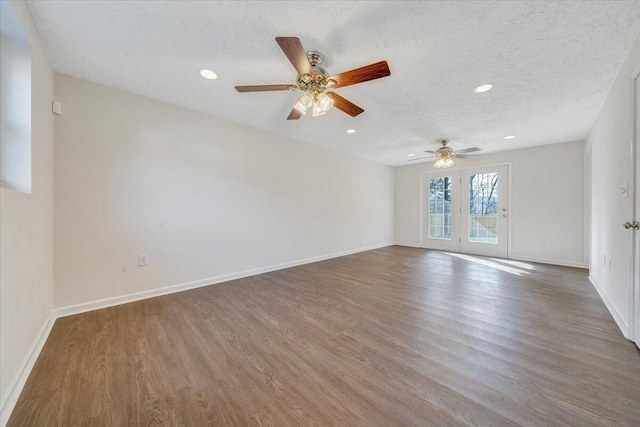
[139,255,149,266]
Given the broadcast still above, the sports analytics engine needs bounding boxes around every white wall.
[0,0,54,421]
[395,140,585,267]
[586,32,640,336]
[53,73,394,309]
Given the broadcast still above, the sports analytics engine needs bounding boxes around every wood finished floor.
[8,246,640,426]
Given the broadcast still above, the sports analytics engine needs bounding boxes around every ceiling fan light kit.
[409,139,481,167]
[235,37,390,120]
[294,91,334,116]
[434,155,455,168]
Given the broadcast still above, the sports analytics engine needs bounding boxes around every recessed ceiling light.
[504,135,516,139]
[473,83,493,93]
[408,154,415,157]
[199,69,218,80]
[346,129,356,134]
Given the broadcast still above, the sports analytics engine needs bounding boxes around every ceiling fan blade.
[235,84,293,92]
[409,157,431,161]
[455,154,479,159]
[424,150,438,154]
[275,37,312,76]
[455,147,481,154]
[327,92,364,117]
[287,108,303,120]
[329,61,391,89]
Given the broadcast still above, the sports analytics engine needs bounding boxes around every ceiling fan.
[409,139,481,168]
[235,37,391,120]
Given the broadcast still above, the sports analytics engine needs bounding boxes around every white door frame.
[419,162,513,258]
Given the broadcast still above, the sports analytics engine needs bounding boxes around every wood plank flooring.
[8,246,640,426]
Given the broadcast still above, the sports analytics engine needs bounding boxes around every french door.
[421,165,509,258]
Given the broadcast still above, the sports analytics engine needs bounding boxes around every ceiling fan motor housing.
[296,57,333,93]
[436,139,454,156]
[306,51,324,66]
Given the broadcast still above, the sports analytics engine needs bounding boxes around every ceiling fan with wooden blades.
[235,37,391,120]
[409,139,481,168]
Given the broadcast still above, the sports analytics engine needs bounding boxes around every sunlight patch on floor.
[446,252,530,276]
[490,258,535,270]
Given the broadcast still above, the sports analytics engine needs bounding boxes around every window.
[1,1,32,194]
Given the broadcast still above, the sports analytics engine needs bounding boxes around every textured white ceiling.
[27,0,640,166]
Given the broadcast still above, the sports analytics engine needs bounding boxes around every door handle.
[623,221,639,230]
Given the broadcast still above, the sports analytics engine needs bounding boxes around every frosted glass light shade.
[294,94,313,114]
[434,157,455,168]
[316,93,334,112]
[312,105,325,116]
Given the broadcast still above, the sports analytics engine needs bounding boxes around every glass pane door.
[421,172,460,252]
[429,176,453,240]
[468,172,499,244]
[460,166,509,257]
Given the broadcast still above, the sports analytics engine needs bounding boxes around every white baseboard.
[588,275,630,339]
[393,241,421,248]
[1,313,56,427]
[54,242,394,318]
[509,255,586,269]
